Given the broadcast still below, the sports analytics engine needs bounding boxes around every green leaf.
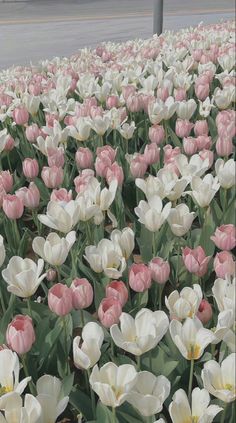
[0,294,16,343]
[142,345,178,378]
[223,198,236,225]
[137,225,152,262]
[167,125,182,148]
[96,402,113,423]
[70,388,94,421]
[62,372,74,397]
[199,209,216,255]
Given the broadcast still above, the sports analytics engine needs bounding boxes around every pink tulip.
[46,269,57,282]
[48,283,73,316]
[163,144,181,164]
[143,144,160,165]
[194,120,209,136]
[197,300,213,324]
[106,162,124,186]
[106,95,119,109]
[4,135,15,152]
[23,158,39,179]
[75,147,93,169]
[6,315,35,355]
[199,149,214,168]
[16,182,40,209]
[149,257,170,284]
[182,246,211,277]
[71,278,93,309]
[174,88,187,101]
[126,94,142,112]
[95,155,112,178]
[175,119,194,138]
[216,110,236,138]
[25,124,40,142]
[122,85,136,101]
[105,280,128,307]
[74,169,94,194]
[0,171,13,193]
[0,186,6,208]
[196,135,212,151]
[3,194,24,219]
[50,188,72,203]
[98,297,122,328]
[195,82,210,101]
[47,148,65,168]
[213,251,235,279]
[183,137,198,156]
[41,166,63,189]
[211,224,236,251]
[129,263,152,292]
[130,155,148,178]
[97,146,117,163]
[12,107,29,125]
[216,136,233,157]
[149,124,165,145]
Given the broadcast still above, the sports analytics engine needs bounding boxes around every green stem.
[159,284,163,310]
[110,337,115,358]
[63,316,70,375]
[188,358,194,402]
[0,290,6,315]
[87,368,96,418]
[21,355,36,395]
[220,404,228,423]
[136,355,141,371]
[12,219,20,251]
[176,238,180,285]
[112,406,117,423]
[152,232,156,257]
[26,298,33,319]
[55,266,61,283]
[80,309,85,327]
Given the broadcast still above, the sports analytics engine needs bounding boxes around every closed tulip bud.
[183,137,198,155]
[6,315,35,355]
[129,263,152,292]
[97,145,117,163]
[174,88,187,101]
[194,120,209,136]
[213,251,235,279]
[130,156,147,178]
[71,278,93,309]
[211,224,236,251]
[41,166,64,189]
[196,299,213,324]
[106,162,124,186]
[0,171,13,194]
[16,182,40,209]
[143,144,160,165]
[23,158,39,179]
[3,194,24,219]
[95,156,112,178]
[25,123,40,142]
[216,136,233,157]
[168,204,195,237]
[195,82,210,100]
[215,158,235,189]
[175,119,194,138]
[106,281,128,307]
[75,147,93,169]
[106,95,119,109]
[149,257,170,284]
[48,283,73,316]
[12,107,29,125]
[50,188,73,203]
[4,135,15,152]
[126,94,142,112]
[149,125,165,145]
[122,85,136,101]
[98,297,122,328]
[163,144,181,164]
[46,269,57,282]
[182,246,211,277]
[47,147,65,168]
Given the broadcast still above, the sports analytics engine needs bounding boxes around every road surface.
[0,0,234,70]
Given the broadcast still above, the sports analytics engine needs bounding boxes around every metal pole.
[153,0,164,35]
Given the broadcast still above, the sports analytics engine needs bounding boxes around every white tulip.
[1,392,42,423]
[0,235,5,268]
[148,97,176,124]
[110,227,135,260]
[89,362,137,408]
[0,128,8,153]
[73,322,104,370]
[69,117,91,141]
[38,200,80,233]
[135,175,165,200]
[167,203,195,237]
[157,169,188,202]
[35,135,60,156]
[118,121,136,140]
[127,371,170,417]
[189,174,220,208]
[91,115,110,136]
[169,317,216,360]
[211,310,234,346]
[2,256,46,298]
[165,284,202,320]
[110,309,169,356]
[215,158,236,189]
[214,86,235,109]
[135,196,171,232]
[0,350,31,409]
[23,93,41,115]
[36,375,69,423]
[199,97,215,118]
[32,231,76,266]
[169,388,222,423]
[218,54,235,71]
[202,354,236,403]
[212,275,235,316]
[42,120,69,144]
[175,153,209,182]
[176,99,197,120]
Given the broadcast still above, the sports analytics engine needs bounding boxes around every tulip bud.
[182,246,211,277]
[106,162,124,186]
[50,188,73,203]
[149,257,170,284]
[149,124,165,145]
[183,137,198,156]
[194,120,209,136]
[129,263,152,292]
[196,299,213,324]
[41,166,64,189]
[23,158,39,179]
[216,136,233,157]
[71,278,93,309]
[3,194,24,219]
[105,280,128,307]
[211,224,236,251]
[12,107,29,125]
[98,297,122,328]
[130,156,147,178]
[175,119,193,138]
[143,144,160,166]
[46,269,57,282]
[25,123,40,142]
[16,182,40,209]
[75,147,93,169]
[48,283,73,316]
[213,251,235,279]
[0,171,13,193]
[47,148,65,168]
[6,315,35,355]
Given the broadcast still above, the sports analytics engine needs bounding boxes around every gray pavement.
[0,0,235,70]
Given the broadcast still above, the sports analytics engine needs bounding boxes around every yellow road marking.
[0,8,234,25]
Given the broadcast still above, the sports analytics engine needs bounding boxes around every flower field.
[0,19,235,423]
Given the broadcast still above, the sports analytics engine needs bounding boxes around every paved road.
[0,0,234,70]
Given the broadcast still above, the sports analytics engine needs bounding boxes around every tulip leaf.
[142,345,178,378]
[62,372,74,397]
[96,402,114,423]
[199,210,216,256]
[70,388,94,420]
[167,125,182,148]
[223,198,236,225]
[0,294,16,343]
[137,225,153,262]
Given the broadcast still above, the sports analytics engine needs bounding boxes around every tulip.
[211,224,236,251]
[129,263,152,292]
[48,283,73,316]
[75,147,93,169]
[167,204,195,237]
[36,374,69,423]
[213,251,235,279]
[215,158,235,189]
[22,158,39,179]
[196,300,213,324]
[98,297,122,328]
[110,227,135,260]
[118,121,136,140]
[38,200,80,233]
[110,308,169,356]
[0,392,42,423]
[176,99,197,120]
[143,143,160,166]
[212,275,235,314]
[189,174,220,208]
[2,257,46,298]
[12,106,29,125]
[216,136,233,157]
[130,155,148,178]
[149,124,165,145]
[175,119,193,138]
[89,362,137,408]
[15,182,40,209]
[165,284,202,320]
[183,137,198,156]
[2,195,24,220]
[169,317,216,360]
[47,147,65,168]
[0,349,31,409]
[135,196,171,232]
[196,135,212,150]
[202,354,236,403]
[69,117,91,141]
[194,120,209,136]
[169,388,222,423]
[25,123,41,142]
[0,171,13,193]
[106,281,128,307]
[73,322,104,369]
[41,166,64,189]
[182,246,211,277]
[175,153,209,181]
[71,278,93,309]
[50,188,73,203]
[106,162,124,186]
[149,257,170,284]
[127,371,170,417]
[6,315,35,355]
[0,235,5,268]
[33,231,76,266]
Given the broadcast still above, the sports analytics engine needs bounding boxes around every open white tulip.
[38,200,80,233]
[110,227,135,260]
[0,392,42,423]
[169,388,222,423]
[36,375,69,423]
[189,174,220,208]
[176,99,197,120]
[69,117,91,141]
[32,231,76,266]
[126,371,170,417]
[211,310,234,345]
[165,284,202,320]
[169,317,215,360]
[73,322,104,370]
[110,309,169,356]
[167,203,195,237]
[89,362,137,408]
[0,235,5,268]
[212,275,235,315]
[135,195,171,232]
[215,158,236,189]
[2,256,46,298]
[175,154,209,182]
[0,350,31,409]
[202,354,236,403]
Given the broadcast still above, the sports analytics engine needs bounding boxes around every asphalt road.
[0,0,234,70]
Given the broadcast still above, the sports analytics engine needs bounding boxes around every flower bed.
[0,20,235,423]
